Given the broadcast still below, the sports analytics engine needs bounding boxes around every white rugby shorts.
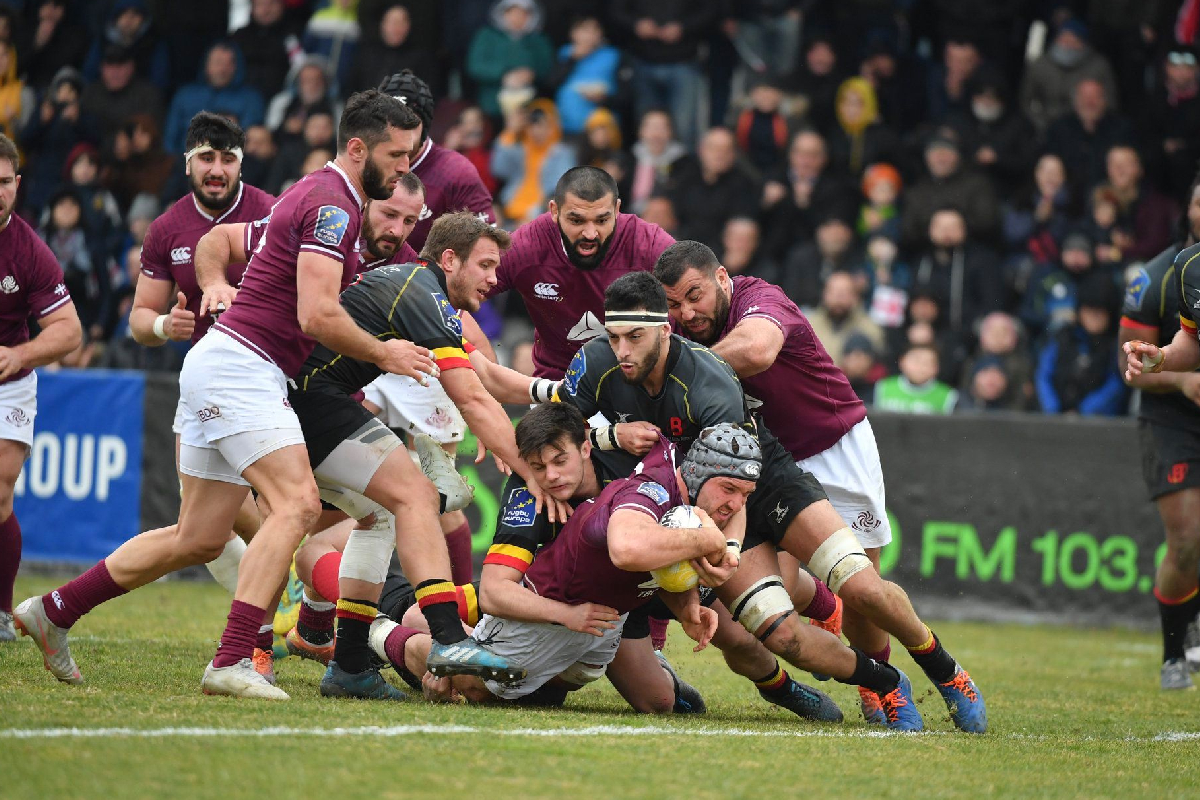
[796,418,892,548]
[176,329,305,482]
[362,373,465,445]
[472,612,627,700]
[0,372,37,451]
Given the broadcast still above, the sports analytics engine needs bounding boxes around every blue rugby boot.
[936,666,987,733]
[877,669,923,732]
[319,661,406,701]
[427,639,526,682]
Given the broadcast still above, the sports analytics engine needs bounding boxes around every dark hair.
[185,111,246,153]
[515,404,587,460]
[653,240,720,286]
[553,165,619,207]
[903,342,940,359]
[337,89,421,151]
[0,133,19,172]
[604,272,667,315]
[396,171,426,198]
[377,69,435,133]
[420,210,511,263]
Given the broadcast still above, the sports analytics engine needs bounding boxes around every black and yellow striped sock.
[333,598,377,673]
[752,662,790,695]
[416,579,468,645]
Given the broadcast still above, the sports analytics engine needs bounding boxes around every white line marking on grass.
[2,725,1198,743]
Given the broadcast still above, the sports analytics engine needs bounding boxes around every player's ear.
[613,197,621,216]
[346,136,367,162]
[548,199,558,220]
[579,438,592,459]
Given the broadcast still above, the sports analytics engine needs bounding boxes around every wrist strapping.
[588,424,619,451]
[529,378,560,404]
[152,314,169,341]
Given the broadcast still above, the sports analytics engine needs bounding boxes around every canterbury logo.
[170,247,192,264]
[534,282,560,300]
[51,591,65,610]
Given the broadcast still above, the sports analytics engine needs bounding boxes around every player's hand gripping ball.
[650,505,705,592]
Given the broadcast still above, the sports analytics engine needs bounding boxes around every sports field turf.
[2,575,1199,799]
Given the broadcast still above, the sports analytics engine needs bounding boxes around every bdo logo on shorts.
[197,406,221,422]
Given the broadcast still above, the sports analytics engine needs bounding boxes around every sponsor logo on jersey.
[5,408,29,427]
[0,276,18,294]
[314,205,350,247]
[1169,462,1189,484]
[54,283,67,296]
[170,246,192,265]
[564,348,586,396]
[1124,268,1150,313]
[567,311,607,341]
[501,487,537,528]
[431,291,463,336]
[196,406,221,422]
[534,282,560,300]
[636,481,670,505]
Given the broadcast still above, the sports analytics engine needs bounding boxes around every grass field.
[3,575,1200,800]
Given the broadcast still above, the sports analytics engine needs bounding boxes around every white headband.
[604,310,671,329]
[184,144,244,163]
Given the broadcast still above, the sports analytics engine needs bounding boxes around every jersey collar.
[191,182,244,223]
[410,138,434,171]
[416,256,451,295]
[326,160,364,209]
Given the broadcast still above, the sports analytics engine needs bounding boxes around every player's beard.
[361,154,396,201]
[559,225,614,270]
[449,270,482,313]
[620,336,663,386]
[361,211,400,261]
[688,282,732,346]
[191,172,240,212]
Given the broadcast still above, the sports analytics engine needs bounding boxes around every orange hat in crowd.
[862,162,902,197]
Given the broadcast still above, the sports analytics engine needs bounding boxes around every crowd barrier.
[18,370,1163,627]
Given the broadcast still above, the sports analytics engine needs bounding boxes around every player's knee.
[400,604,429,631]
[633,691,675,715]
[840,570,891,615]
[1167,537,1200,573]
[182,534,231,564]
[281,484,322,533]
[761,613,806,663]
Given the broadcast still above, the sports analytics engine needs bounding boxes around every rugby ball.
[650,505,704,592]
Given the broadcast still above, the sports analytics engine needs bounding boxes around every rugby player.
[418,422,767,707]
[10,116,288,680]
[283,211,567,699]
[1120,172,1200,688]
[654,241,986,730]
[0,133,82,643]
[556,273,944,730]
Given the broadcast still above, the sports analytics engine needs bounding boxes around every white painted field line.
[1,724,1197,743]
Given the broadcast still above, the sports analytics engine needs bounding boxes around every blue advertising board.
[16,370,144,562]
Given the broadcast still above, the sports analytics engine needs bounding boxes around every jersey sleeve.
[1120,265,1158,333]
[24,237,71,319]
[391,270,473,370]
[733,280,801,337]
[484,475,554,574]
[138,219,172,283]
[298,192,358,264]
[1178,250,1200,337]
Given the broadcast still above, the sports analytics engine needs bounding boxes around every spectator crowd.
[2,0,1199,417]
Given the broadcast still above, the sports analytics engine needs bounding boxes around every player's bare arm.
[607,507,725,573]
[440,366,570,522]
[690,505,745,588]
[296,250,437,381]
[0,303,81,380]
[711,318,786,378]
[128,275,191,346]
[477,562,619,635]
[657,587,717,651]
[460,310,498,363]
[194,222,249,315]
[467,348,556,404]
[1125,328,1200,381]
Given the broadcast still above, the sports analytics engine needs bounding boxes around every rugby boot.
[285,626,334,665]
[656,650,706,713]
[202,658,289,700]
[936,666,987,733]
[13,596,82,684]
[759,677,843,723]
[427,638,526,682]
[252,647,277,686]
[1184,617,1200,673]
[877,670,923,732]
[0,610,15,642]
[1161,658,1195,690]
[414,434,474,512]
[858,686,887,725]
[320,661,406,700]
[272,561,304,638]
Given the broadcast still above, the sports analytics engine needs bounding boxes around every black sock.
[1157,588,1200,662]
[415,579,468,645]
[907,630,958,684]
[333,598,377,673]
[841,648,900,695]
[752,662,791,696]
[297,619,334,646]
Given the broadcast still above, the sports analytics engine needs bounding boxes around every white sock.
[204,536,247,595]
[258,623,273,635]
[302,590,335,612]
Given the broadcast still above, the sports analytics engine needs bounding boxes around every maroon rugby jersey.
[489,212,674,378]
[216,163,363,377]
[409,139,495,252]
[140,184,275,343]
[521,435,684,614]
[678,275,865,460]
[244,226,417,274]
[0,214,72,383]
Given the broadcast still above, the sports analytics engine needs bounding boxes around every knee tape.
[318,484,382,521]
[808,526,871,593]
[339,517,395,584]
[729,576,794,635]
[558,661,607,686]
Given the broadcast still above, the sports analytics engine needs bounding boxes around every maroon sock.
[650,617,669,651]
[41,560,128,629]
[867,643,892,664]
[257,624,274,651]
[801,579,837,621]
[445,522,473,585]
[383,624,422,669]
[0,513,21,612]
[213,600,266,668]
[298,595,336,637]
